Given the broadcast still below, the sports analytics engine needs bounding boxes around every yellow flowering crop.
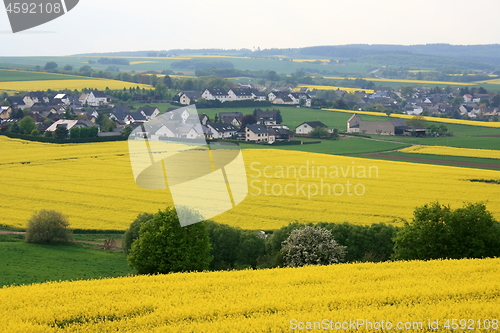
[475,78,500,84]
[323,108,500,128]
[1,137,500,230]
[400,145,500,159]
[0,258,499,332]
[129,61,158,65]
[0,79,152,92]
[294,85,374,94]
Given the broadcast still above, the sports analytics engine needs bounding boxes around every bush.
[281,225,346,267]
[392,201,500,260]
[122,212,153,254]
[25,210,72,244]
[127,207,212,274]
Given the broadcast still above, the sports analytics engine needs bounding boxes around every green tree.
[123,212,154,254]
[235,230,266,269]
[44,61,58,70]
[8,122,20,133]
[393,201,500,260]
[63,65,73,71]
[282,226,346,267]
[31,129,40,136]
[69,127,80,139]
[127,207,212,274]
[309,126,329,138]
[121,125,133,137]
[54,125,69,139]
[205,221,241,270]
[18,116,36,134]
[25,210,72,244]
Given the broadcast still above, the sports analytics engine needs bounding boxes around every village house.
[0,106,12,119]
[219,112,243,127]
[175,91,200,105]
[23,92,49,108]
[295,121,333,136]
[45,119,99,132]
[207,122,237,139]
[201,88,229,103]
[80,91,108,106]
[347,113,420,135]
[240,124,268,142]
[255,109,278,125]
[227,88,254,101]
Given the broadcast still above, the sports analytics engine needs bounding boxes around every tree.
[121,125,133,137]
[400,86,414,98]
[205,221,242,270]
[163,75,173,88]
[123,212,154,254]
[44,62,58,70]
[309,126,329,138]
[25,210,72,244]
[240,114,257,128]
[31,129,40,136]
[69,127,80,139]
[8,122,20,134]
[79,65,92,72]
[281,226,346,267]
[18,116,36,134]
[54,125,69,139]
[406,115,427,128]
[392,201,500,260]
[127,207,212,274]
[63,65,73,71]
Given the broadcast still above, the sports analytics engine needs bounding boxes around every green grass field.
[353,151,500,171]
[241,137,410,155]
[0,234,131,287]
[0,69,94,82]
[368,134,500,150]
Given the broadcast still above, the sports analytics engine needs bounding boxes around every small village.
[1,83,498,141]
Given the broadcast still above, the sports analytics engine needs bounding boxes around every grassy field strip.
[0,69,96,82]
[0,258,498,332]
[1,137,500,230]
[0,241,130,287]
[0,79,152,91]
[321,76,473,86]
[323,108,500,128]
[295,84,374,93]
[400,145,500,159]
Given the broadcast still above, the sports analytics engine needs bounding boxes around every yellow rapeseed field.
[400,145,500,159]
[294,85,374,94]
[0,258,499,332]
[322,76,473,86]
[323,108,500,128]
[475,78,500,85]
[0,79,152,92]
[129,61,157,65]
[1,137,500,230]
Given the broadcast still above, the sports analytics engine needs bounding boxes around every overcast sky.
[0,0,499,56]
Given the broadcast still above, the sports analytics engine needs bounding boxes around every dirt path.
[361,152,500,169]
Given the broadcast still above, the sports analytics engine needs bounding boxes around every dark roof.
[255,110,277,120]
[388,119,408,127]
[180,91,201,99]
[112,104,131,114]
[246,124,268,134]
[137,106,158,116]
[230,88,252,96]
[126,112,146,122]
[205,88,228,96]
[7,96,25,105]
[24,91,47,99]
[207,122,237,132]
[219,112,243,120]
[301,121,329,128]
[91,90,107,98]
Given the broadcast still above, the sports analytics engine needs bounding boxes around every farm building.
[347,113,425,136]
